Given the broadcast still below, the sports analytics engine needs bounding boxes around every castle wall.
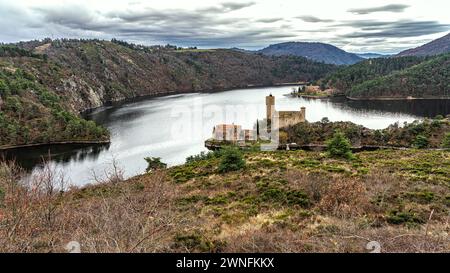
[276,111,305,129]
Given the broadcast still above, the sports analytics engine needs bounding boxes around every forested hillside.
[323,56,427,92]
[0,39,336,147]
[347,53,450,98]
[0,57,109,147]
[323,53,450,99]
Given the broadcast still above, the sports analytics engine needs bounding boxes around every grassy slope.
[1,149,448,252]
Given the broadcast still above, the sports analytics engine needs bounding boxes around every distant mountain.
[397,32,450,57]
[356,53,389,59]
[229,47,255,54]
[258,42,364,65]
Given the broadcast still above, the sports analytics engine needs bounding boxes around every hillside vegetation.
[0,57,109,147]
[1,148,448,252]
[323,53,450,99]
[323,56,427,93]
[347,53,450,98]
[282,117,450,149]
[0,39,336,147]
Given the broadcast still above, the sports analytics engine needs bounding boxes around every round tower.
[266,94,275,133]
[301,106,306,121]
[266,94,275,122]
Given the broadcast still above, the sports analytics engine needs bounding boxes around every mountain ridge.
[258,42,364,65]
[355,53,389,59]
[397,33,450,57]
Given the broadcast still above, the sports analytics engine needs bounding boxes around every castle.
[212,94,306,142]
[266,94,306,132]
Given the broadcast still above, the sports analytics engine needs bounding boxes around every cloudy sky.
[0,0,449,53]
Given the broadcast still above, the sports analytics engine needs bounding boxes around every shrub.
[325,131,354,160]
[144,157,167,172]
[218,147,245,173]
[173,232,224,252]
[386,210,424,225]
[413,135,429,149]
[442,133,450,149]
[286,190,310,207]
[319,178,367,217]
[185,151,217,164]
[0,79,9,96]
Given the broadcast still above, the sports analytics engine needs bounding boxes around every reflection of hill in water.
[0,144,110,171]
[330,98,450,118]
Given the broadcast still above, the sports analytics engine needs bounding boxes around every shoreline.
[205,141,448,152]
[0,140,110,151]
[81,82,304,116]
[347,96,450,101]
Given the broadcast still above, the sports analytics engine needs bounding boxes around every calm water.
[2,86,449,186]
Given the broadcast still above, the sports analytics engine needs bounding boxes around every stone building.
[266,94,306,132]
[212,124,257,142]
[213,124,242,141]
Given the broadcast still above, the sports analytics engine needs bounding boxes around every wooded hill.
[323,53,450,99]
[323,56,427,92]
[258,42,363,65]
[0,39,336,147]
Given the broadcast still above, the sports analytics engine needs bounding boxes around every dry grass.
[0,159,181,253]
[0,149,449,253]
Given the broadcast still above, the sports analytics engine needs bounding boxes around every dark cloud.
[0,0,447,54]
[220,1,255,11]
[297,16,334,23]
[27,2,293,48]
[348,4,410,15]
[197,1,255,13]
[337,20,450,38]
[256,18,283,23]
[32,5,96,29]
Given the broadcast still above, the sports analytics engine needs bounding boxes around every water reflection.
[0,143,110,171]
[335,98,450,118]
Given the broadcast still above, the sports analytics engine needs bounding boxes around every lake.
[2,86,449,186]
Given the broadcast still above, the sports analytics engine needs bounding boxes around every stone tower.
[266,94,275,132]
[300,107,306,121]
